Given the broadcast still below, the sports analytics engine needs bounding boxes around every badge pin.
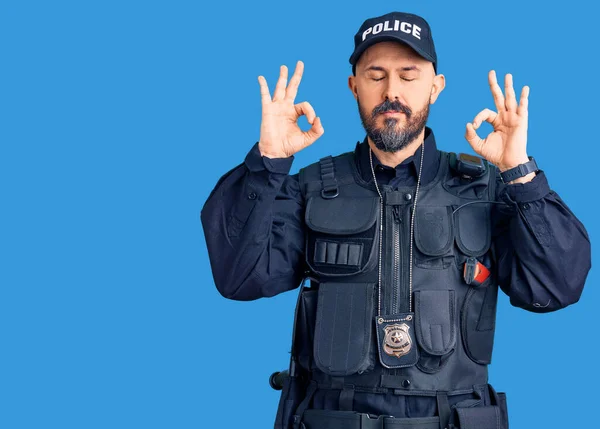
[383,323,412,358]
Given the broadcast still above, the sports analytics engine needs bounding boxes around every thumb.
[302,116,324,147]
[465,122,484,152]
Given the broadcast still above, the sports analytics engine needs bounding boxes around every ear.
[348,75,358,100]
[429,73,445,105]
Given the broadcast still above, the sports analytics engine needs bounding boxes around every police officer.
[201,11,591,429]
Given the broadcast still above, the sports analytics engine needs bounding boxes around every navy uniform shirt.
[201,127,591,313]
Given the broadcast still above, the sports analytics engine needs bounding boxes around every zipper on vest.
[392,205,402,314]
[400,204,410,313]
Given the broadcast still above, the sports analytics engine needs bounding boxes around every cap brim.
[349,34,435,68]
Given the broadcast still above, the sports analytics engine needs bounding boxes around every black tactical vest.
[274,149,508,429]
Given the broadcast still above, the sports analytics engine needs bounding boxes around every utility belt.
[272,368,507,429]
[297,383,508,429]
[301,408,505,429]
[302,411,441,429]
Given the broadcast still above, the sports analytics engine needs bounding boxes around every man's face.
[348,41,444,153]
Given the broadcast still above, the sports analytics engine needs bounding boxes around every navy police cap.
[349,11,438,73]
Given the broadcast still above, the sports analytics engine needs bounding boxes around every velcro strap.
[436,392,451,429]
[339,386,355,411]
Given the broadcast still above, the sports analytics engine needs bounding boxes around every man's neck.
[367,129,426,168]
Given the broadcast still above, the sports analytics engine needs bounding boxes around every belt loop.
[292,381,318,429]
[436,391,451,429]
[339,385,355,411]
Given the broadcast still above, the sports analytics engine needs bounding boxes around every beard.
[358,96,430,153]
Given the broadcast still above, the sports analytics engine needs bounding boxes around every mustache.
[372,99,412,118]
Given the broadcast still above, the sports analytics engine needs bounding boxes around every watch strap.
[500,157,538,183]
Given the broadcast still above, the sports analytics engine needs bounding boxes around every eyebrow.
[365,65,421,72]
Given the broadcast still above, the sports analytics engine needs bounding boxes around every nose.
[383,74,403,102]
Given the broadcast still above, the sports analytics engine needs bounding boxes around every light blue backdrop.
[1,1,597,428]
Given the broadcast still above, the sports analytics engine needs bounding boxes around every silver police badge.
[383,323,412,358]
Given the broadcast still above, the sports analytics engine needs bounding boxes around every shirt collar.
[355,126,440,185]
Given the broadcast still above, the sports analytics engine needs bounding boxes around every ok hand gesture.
[258,61,324,159]
[465,71,530,171]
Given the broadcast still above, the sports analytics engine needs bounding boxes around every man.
[201,11,590,429]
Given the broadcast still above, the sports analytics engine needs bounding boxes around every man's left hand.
[464,70,531,173]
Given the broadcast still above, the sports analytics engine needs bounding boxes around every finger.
[504,73,517,111]
[285,60,304,101]
[303,116,325,147]
[294,101,316,124]
[272,65,288,101]
[258,76,271,104]
[472,108,498,130]
[488,70,506,113]
[517,85,530,116]
[465,122,484,152]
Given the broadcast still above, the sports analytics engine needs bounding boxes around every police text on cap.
[362,20,422,41]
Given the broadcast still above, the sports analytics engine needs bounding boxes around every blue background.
[1,1,597,428]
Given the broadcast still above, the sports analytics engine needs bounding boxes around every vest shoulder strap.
[299,151,355,199]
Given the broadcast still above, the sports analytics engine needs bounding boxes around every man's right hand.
[257,61,324,159]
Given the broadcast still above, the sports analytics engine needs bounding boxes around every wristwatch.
[499,157,538,183]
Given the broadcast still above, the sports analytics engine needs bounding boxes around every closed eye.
[371,77,415,82]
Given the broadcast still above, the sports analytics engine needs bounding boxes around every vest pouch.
[313,282,376,376]
[453,203,492,264]
[305,196,380,277]
[452,406,507,429]
[414,289,457,373]
[412,205,455,270]
[461,277,498,364]
[293,288,318,371]
[450,385,508,429]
